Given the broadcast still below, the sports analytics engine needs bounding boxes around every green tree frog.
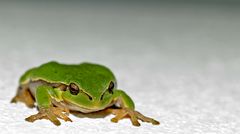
[11,61,159,126]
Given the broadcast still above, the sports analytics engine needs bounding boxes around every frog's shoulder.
[18,61,100,85]
[19,61,60,85]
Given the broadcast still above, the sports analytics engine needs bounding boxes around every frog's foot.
[107,108,159,126]
[11,86,35,108]
[25,107,72,126]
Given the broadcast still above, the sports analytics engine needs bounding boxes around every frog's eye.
[108,81,114,94]
[69,83,79,95]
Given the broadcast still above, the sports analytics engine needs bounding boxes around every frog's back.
[20,61,116,85]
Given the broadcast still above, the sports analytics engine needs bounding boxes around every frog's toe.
[109,108,140,126]
[44,108,62,126]
[25,107,71,126]
[110,110,128,123]
[25,112,46,122]
[108,108,159,126]
[52,107,72,122]
[127,109,141,126]
[25,109,61,126]
[134,111,160,125]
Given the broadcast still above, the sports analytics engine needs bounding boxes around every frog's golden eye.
[69,83,79,95]
[108,81,114,94]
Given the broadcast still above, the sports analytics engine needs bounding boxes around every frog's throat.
[55,98,113,113]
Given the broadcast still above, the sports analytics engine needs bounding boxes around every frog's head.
[61,63,117,110]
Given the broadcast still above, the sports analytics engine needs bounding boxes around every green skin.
[14,61,159,126]
[20,61,135,111]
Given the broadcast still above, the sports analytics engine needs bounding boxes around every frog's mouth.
[59,99,104,113]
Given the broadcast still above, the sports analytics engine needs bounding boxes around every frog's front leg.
[25,85,72,126]
[107,90,160,126]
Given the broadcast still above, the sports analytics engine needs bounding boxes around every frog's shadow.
[70,109,112,119]
[71,105,120,119]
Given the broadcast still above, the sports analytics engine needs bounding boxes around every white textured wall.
[0,1,240,134]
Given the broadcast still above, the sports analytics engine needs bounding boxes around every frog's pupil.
[69,83,79,95]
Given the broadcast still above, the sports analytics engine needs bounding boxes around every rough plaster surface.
[0,1,240,134]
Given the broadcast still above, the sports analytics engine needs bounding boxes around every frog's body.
[20,62,117,113]
[11,61,159,126]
